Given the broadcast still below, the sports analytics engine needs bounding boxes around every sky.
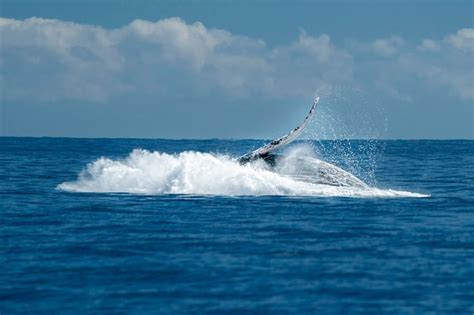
[1,0,473,139]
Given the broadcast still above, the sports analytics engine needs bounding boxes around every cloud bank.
[1,17,472,104]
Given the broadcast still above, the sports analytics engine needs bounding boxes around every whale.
[236,97,369,188]
[238,96,320,165]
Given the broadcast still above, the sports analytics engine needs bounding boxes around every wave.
[57,146,428,198]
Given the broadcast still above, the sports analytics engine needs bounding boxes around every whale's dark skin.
[236,97,319,167]
[237,153,279,167]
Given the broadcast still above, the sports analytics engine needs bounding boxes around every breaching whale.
[238,96,320,165]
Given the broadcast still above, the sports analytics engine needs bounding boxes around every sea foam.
[58,146,428,198]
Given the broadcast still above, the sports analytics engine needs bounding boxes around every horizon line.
[1,136,473,141]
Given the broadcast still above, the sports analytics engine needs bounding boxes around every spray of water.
[302,87,387,186]
[58,146,427,197]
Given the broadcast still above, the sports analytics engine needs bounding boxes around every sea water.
[1,138,473,313]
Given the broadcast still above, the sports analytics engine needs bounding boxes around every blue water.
[1,138,473,314]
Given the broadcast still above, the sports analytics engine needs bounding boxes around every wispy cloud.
[371,36,405,57]
[445,28,474,51]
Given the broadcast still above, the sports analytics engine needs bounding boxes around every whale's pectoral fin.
[238,96,320,164]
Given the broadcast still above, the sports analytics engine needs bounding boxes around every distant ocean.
[1,137,473,314]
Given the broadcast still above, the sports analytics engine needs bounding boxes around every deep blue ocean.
[1,138,473,314]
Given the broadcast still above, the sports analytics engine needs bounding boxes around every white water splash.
[58,146,428,198]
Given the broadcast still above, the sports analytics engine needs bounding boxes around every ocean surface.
[1,137,473,314]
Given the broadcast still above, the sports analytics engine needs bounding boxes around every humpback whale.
[238,96,320,165]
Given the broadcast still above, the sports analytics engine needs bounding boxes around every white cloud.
[0,17,472,104]
[371,36,404,57]
[445,28,474,51]
[400,31,474,100]
[417,39,440,52]
[351,31,473,101]
[1,17,352,102]
[0,17,126,101]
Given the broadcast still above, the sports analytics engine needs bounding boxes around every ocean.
[1,137,473,314]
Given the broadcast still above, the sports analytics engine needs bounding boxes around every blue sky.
[1,0,473,139]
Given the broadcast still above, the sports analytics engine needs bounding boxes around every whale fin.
[238,96,320,163]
